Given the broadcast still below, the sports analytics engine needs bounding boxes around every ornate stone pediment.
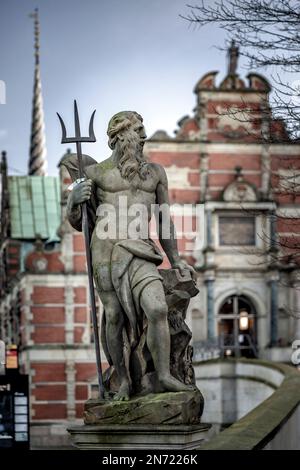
[223,167,258,202]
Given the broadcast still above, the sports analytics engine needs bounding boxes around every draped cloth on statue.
[60,153,98,234]
[95,239,164,393]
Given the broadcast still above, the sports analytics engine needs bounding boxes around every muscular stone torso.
[85,157,160,268]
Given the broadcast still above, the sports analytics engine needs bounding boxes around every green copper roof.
[8,176,61,240]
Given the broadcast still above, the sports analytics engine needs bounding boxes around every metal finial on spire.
[28,8,47,176]
[228,40,239,76]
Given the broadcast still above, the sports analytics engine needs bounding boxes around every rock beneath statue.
[84,389,204,426]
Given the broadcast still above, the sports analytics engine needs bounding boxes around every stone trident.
[57,101,105,399]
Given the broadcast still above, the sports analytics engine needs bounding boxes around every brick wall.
[30,360,99,420]
[21,274,104,421]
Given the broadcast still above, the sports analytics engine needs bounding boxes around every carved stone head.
[107,111,145,150]
[107,111,148,181]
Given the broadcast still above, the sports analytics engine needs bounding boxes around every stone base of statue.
[68,422,210,450]
[84,390,203,425]
[68,389,209,449]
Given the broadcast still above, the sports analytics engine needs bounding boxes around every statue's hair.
[107,111,143,150]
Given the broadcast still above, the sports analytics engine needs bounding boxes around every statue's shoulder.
[97,156,115,172]
[85,156,115,179]
[148,161,167,184]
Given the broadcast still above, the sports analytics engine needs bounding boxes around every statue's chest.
[96,168,158,194]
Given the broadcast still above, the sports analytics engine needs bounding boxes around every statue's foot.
[159,374,196,393]
[113,381,130,401]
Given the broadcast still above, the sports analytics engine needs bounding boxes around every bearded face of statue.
[107,112,148,181]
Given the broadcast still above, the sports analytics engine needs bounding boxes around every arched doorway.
[218,295,257,358]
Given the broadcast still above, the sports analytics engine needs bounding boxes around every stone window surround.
[205,201,275,251]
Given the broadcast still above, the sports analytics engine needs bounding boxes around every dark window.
[218,295,257,358]
[219,216,255,246]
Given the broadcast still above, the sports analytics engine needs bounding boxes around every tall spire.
[28,8,47,176]
[227,40,239,76]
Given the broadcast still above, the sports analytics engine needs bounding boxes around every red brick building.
[145,44,300,363]
[1,44,300,447]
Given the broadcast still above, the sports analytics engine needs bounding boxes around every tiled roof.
[8,176,61,240]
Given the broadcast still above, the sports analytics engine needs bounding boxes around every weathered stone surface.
[84,389,204,426]
[63,115,200,401]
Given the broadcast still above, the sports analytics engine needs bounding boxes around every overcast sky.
[0,0,241,175]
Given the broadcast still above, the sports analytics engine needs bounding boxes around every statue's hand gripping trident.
[57,101,105,399]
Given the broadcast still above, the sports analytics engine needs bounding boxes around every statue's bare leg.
[99,290,131,401]
[140,280,194,392]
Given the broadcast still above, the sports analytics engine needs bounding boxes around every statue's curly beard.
[117,129,148,182]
